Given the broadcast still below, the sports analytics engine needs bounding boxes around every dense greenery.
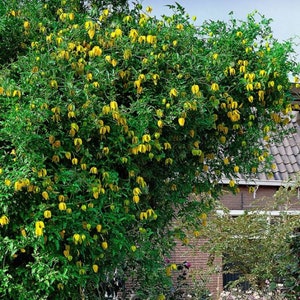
[201,177,300,299]
[0,0,299,298]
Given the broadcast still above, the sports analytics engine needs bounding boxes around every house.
[170,92,300,297]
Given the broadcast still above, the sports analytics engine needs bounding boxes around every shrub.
[0,1,299,298]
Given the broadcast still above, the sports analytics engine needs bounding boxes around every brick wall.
[221,185,300,210]
[170,239,222,298]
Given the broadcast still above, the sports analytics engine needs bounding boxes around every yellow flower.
[239,65,246,73]
[191,84,199,95]
[157,120,164,128]
[258,90,265,101]
[68,12,74,21]
[50,80,58,89]
[212,53,218,60]
[58,202,67,211]
[81,163,87,171]
[93,46,102,56]
[162,44,168,51]
[178,117,185,127]
[165,158,173,165]
[123,15,132,23]
[246,83,253,91]
[73,233,81,244]
[229,67,236,76]
[233,165,239,173]
[114,28,122,37]
[259,70,266,76]
[12,90,21,98]
[254,82,261,89]
[35,221,45,236]
[72,158,78,165]
[131,245,137,252]
[140,212,147,220]
[24,21,30,30]
[223,157,230,165]
[74,138,83,146]
[164,142,171,150]
[194,230,200,237]
[146,35,156,44]
[101,241,108,250]
[0,215,9,226]
[146,6,153,13]
[169,88,178,97]
[176,24,184,30]
[103,8,109,16]
[90,167,98,174]
[92,264,99,273]
[142,134,151,143]
[133,195,140,203]
[43,210,52,218]
[211,83,219,91]
[227,110,240,122]
[110,101,118,110]
[133,187,141,196]
[111,59,117,67]
[86,73,93,81]
[123,49,132,60]
[152,74,160,85]
[58,194,65,202]
[96,224,102,232]
[229,179,235,187]
[102,147,109,155]
[42,191,49,200]
[129,29,139,41]
[65,152,72,159]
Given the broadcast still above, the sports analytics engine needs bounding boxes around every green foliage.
[201,177,300,299]
[0,1,299,298]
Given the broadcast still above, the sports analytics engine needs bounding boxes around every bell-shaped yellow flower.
[43,210,52,219]
[178,117,185,127]
[101,241,108,250]
[0,215,9,226]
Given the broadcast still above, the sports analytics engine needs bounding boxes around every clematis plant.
[0,0,299,298]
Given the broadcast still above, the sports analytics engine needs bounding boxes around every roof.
[265,110,300,182]
[221,110,300,186]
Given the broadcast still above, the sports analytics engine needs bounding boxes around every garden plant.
[0,0,299,298]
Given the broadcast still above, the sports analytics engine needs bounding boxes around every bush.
[0,1,299,298]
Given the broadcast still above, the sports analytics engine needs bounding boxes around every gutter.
[219,178,295,187]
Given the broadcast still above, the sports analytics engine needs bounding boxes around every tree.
[200,176,300,299]
[0,1,299,298]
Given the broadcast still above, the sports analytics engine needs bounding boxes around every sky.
[138,0,300,57]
